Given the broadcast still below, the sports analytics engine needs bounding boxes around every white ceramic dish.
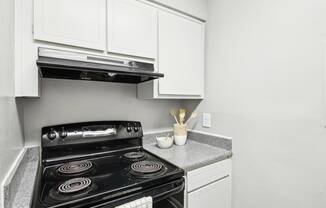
[156,136,174,149]
[174,135,187,146]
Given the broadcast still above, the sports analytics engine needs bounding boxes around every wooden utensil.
[179,109,186,125]
[170,109,180,125]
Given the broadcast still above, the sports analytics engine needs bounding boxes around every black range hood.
[37,48,164,84]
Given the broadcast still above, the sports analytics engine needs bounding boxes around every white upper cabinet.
[24,0,205,98]
[34,0,106,51]
[148,0,207,20]
[157,10,204,97]
[107,0,158,59]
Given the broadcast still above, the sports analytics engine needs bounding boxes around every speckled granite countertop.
[144,139,232,172]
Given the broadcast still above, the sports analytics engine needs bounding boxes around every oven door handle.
[152,180,185,201]
[90,179,185,208]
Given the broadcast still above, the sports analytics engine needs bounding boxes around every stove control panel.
[41,121,143,147]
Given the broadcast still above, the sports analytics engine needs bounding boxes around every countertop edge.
[183,152,232,172]
[3,147,40,208]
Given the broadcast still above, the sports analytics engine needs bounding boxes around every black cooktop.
[33,121,184,208]
[40,149,183,207]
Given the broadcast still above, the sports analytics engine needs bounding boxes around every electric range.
[32,121,185,208]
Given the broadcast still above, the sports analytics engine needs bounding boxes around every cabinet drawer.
[188,176,231,208]
[187,159,231,192]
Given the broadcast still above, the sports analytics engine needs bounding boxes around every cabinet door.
[188,176,231,208]
[158,11,204,96]
[149,0,207,20]
[323,40,326,125]
[107,0,158,59]
[34,0,106,50]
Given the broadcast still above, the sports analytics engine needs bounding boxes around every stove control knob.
[126,125,133,132]
[47,130,57,141]
[59,128,68,138]
[133,126,139,132]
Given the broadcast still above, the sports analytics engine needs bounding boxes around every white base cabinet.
[186,159,232,208]
[188,176,231,208]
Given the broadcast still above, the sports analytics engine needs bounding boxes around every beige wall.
[23,79,182,146]
[185,0,326,207]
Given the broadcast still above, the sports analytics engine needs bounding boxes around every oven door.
[154,197,183,208]
[93,178,184,208]
[153,179,184,208]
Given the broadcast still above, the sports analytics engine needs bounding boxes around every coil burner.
[123,152,146,161]
[58,178,92,194]
[57,161,93,175]
[130,161,166,178]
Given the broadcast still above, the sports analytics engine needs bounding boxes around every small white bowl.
[156,136,174,149]
[174,135,187,146]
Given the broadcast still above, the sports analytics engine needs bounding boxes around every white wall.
[23,79,182,146]
[185,0,326,207]
[0,0,25,203]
